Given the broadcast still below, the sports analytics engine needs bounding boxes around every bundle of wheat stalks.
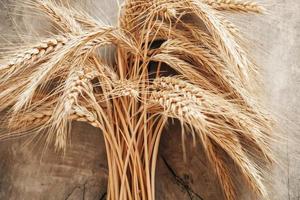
[0,0,275,199]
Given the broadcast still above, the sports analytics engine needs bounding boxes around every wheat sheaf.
[0,0,275,199]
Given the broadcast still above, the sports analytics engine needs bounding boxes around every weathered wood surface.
[0,0,300,199]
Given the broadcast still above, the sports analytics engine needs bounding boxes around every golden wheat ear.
[0,36,68,84]
[149,76,272,199]
[202,0,266,13]
[121,0,260,91]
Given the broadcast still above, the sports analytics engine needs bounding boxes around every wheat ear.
[8,106,100,131]
[150,88,268,199]
[12,27,137,113]
[151,53,220,92]
[0,36,68,82]
[202,0,265,13]
[189,0,258,87]
[156,39,257,107]
[49,64,98,150]
[150,77,270,199]
[152,77,273,160]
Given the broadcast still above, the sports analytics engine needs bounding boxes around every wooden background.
[0,0,299,199]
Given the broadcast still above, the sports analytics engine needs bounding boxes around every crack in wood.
[65,185,82,200]
[161,156,204,200]
[65,180,90,200]
[82,182,87,200]
[99,192,107,200]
